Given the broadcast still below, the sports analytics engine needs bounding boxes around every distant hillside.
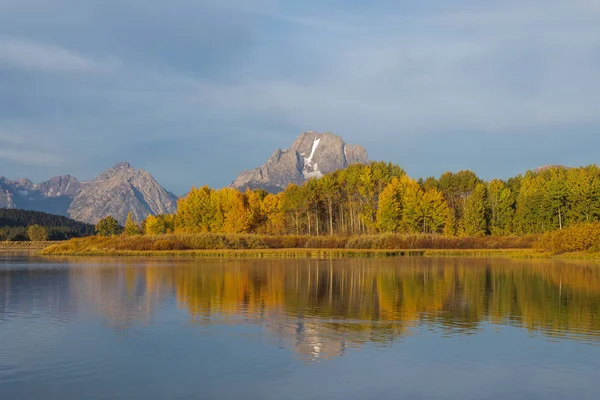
[0,208,95,241]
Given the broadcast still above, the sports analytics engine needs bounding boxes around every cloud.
[0,129,63,167]
[0,148,63,166]
[0,36,120,73]
[0,130,27,146]
[0,0,598,190]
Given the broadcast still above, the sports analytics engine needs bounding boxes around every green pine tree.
[462,184,488,236]
[96,216,122,237]
[124,213,142,236]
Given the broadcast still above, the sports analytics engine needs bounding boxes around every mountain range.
[0,162,178,225]
[0,132,368,224]
[230,131,368,193]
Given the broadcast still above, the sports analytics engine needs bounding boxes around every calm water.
[1,255,600,400]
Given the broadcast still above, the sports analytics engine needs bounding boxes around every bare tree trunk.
[558,208,563,230]
[328,199,334,235]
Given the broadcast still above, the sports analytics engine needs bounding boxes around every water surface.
[1,255,599,399]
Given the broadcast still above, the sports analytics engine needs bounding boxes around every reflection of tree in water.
[66,257,600,358]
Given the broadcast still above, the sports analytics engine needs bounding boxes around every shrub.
[28,225,49,242]
[536,223,600,253]
[96,216,123,237]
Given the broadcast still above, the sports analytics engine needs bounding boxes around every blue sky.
[1,0,599,194]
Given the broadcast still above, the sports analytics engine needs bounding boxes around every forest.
[144,162,600,237]
[0,209,95,241]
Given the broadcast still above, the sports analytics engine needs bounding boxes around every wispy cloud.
[0,1,598,189]
[0,36,120,73]
[0,129,63,167]
[0,148,63,166]
[0,130,27,146]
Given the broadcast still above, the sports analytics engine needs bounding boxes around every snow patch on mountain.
[229,131,369,193]
[303,137,323,179]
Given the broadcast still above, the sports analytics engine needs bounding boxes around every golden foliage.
[537,223,600,253]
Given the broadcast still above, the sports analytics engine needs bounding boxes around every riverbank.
[39,233,539,257]
[40,239,552,259]
[38,247,600,260]
[38,247,558,259]
[40,248,427,258]
[0,241,56,251]
[40,233,538,253]
[37,233,600,259]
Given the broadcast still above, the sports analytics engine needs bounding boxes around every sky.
[0,0,599,194]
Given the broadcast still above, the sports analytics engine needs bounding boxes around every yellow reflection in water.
[62,257,600,359]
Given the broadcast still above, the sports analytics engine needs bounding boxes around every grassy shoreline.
[35,233,600,260]
[0,241,57,251]
[40,248,422,259]
[38,247,559,259]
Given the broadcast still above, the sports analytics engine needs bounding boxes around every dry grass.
[40,233,539,258]
[0,241,56,250]
[423,249,553,259]
[41,248,422,259]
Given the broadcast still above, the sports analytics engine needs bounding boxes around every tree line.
[0,209,96,241]
[107,162,600,238]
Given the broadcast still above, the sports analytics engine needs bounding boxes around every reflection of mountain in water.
[69,262,175,329]
[2,258,600,360]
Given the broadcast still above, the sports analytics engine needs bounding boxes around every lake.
[1,255,599,400]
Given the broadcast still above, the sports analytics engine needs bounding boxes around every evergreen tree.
[96,216,122,237]
[124,213,142,236]
[0,209,94,239]
[462,184,488,236]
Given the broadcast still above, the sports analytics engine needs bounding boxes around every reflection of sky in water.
[0,256,599,399]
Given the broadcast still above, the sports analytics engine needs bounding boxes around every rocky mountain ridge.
[0,174,81,216]
[0,163,177,225]
[1,132,369,223]
[230,132,369,193]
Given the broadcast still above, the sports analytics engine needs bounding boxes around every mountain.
[0,175,81,215]
[534,165,567,173]
[67,162,178,225]
[1,162,178,225]
[230,132,369,193]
